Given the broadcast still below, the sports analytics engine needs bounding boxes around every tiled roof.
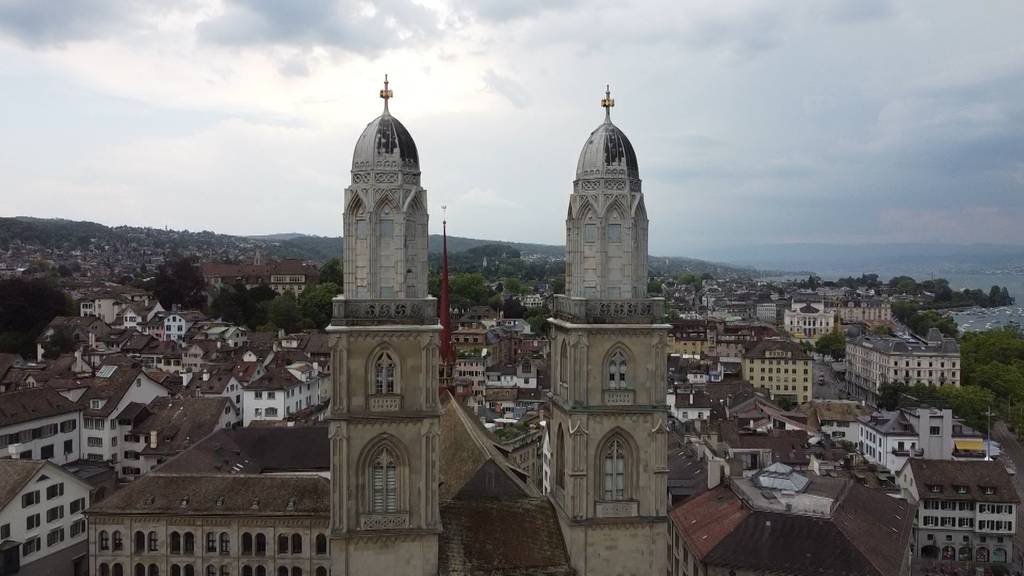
[744,339,810,360]
[670,485,750,560]
[87,473,329,516]
[134,396,230,456]
[907,459,1019,503]
[156,426,329,474]
[0,459,45,509]
[0,386,81,427]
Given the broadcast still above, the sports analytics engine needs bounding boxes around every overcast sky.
[1,0,1023,257]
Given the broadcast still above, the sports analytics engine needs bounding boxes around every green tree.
[0,278,74,357]
[152,256,206,310]
[647,279,663,294]
[938,385,994,432]
[814,331,847,360]
[501,277,527,296]
[298,282,340,329]
[267,294,302,333]
[450,273,492,308]
[42,327,76,359]
[319,258,344,288]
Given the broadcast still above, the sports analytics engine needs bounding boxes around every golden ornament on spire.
[380,74,393,110]
[601,84,614,120]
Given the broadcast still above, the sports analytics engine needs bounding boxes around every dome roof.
[575,116,639,181]
[351,109,419,172]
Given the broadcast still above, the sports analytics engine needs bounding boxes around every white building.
[0,459,92,576]
[0,388,83,465]
[846,328,961,396]
[242,362,325,426]
[484,360,538,389]
[858,407,985,473]
[832,298,891,325]
[522,294,545,309]
[75,366,170,463]
[783,299,834,341]
[161,312,204,343]
[897,459,1018,564]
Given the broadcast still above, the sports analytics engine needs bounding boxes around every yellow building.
[742,339,813,403]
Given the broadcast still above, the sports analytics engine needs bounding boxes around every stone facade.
[327,90,440,576]
[548,93,669,576]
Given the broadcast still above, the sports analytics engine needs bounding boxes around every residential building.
[118,396,237,480]
[742,339,813,403]
[833,297,892,325]
[0,459,92,576]
[484,359,538,389]
[241,363,323,426]
[783,299,834,341]
[670,463,913,576]
[846,328,961,395]
[800,399,870,442]
[897,459,1018,564]
[162,312,206,343]
[201,259,321,296]
[75,366,170,463]
[859,407,984,473]
[0,388,83,464]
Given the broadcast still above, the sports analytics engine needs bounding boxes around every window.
[206,566,215,576]
[606,350,627,390]
[135,531,146,553]
[148,531,158,552]
[88,437,104,448]
[171,567,181,576]
[219,532,230,555]
[46,483,65,500]
[242,533,253,555]
[243,568,253,576]
[606,223,622,243]
[584,223,597,243]
[101,565,111,576]
[559,341,568,385]
[278,534,289,555]
[22,536,41,556]
[171,532,181,554]
[930,426,941,436]
[22,490,40,508]
[70,497,86,514]
[602,437,627,501]
[266,408,279,418]
[316,569,327,576]
[290,534,302,554]
[315,534,327,555]
[291,569,302,576]
[41,444,54,459]
[255,392,263,399]
[555,426,565,490]
[183,532,194,554]
[255,533,267,556]
[113,531,123,551]
[256,568,266,576]
[47,505,64,522]
[278,568,288,576]
[373,352,396,395]
[70,519,86,538]
[149,565,159,576]
[47,527,65,546]
[64,439,74,454]
[26,514,40,530]
[206,532,217,553]
[370,447,398,513]
[100,531,111,550]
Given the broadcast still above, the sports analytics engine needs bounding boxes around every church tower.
[549,87,670,576]
[328,77,440,576]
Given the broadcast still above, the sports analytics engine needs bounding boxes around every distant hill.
[0,217,758,278]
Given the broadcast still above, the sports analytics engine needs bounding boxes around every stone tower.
[328,77,441,576]
[548,87,670,576]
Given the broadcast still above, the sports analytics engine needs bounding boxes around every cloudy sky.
[1,0,1023,257]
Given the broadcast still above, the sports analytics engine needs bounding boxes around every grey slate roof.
[0,386,81,427]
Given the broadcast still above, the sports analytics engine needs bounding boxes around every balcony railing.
[359,512,409,530]
[595,500,639,518]
[603,389,635,406]
[892,447,925,457]
[552,295,664,325]
[331,296,438,327]
[368,395,402,412]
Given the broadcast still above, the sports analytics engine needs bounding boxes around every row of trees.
[891,301,958,337]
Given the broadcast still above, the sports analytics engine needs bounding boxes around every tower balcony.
[330,295,438,327]
[551,295,664,325]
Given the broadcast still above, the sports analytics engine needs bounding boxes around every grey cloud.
[0,0,136,45]
[483,69,531,108]
[468,0,580,23]
[817,0,894,24]
[197,0,441,54]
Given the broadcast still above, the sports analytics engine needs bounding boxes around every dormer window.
[90,399,104,410]
[982,486,996,495]
[929,485,942,494]
[954,485,968,494]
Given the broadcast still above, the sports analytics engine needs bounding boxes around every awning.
[955,439,984,452]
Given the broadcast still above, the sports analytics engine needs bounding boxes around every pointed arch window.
[602,437,627,501]
[555,426,566,489]
[370,447,398,513]
[559,341,569,386]
[607,350,628,390]
[373,352,396,395]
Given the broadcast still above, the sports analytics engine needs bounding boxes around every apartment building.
[0,388,83,464]
[859,407,984,473]
[0,459,92,576]
[742,339,813,404]
[897,459,1017,564]
[846,328,960,395]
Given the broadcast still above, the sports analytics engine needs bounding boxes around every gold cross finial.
[380,74,393,111]
[601,84,614,120]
